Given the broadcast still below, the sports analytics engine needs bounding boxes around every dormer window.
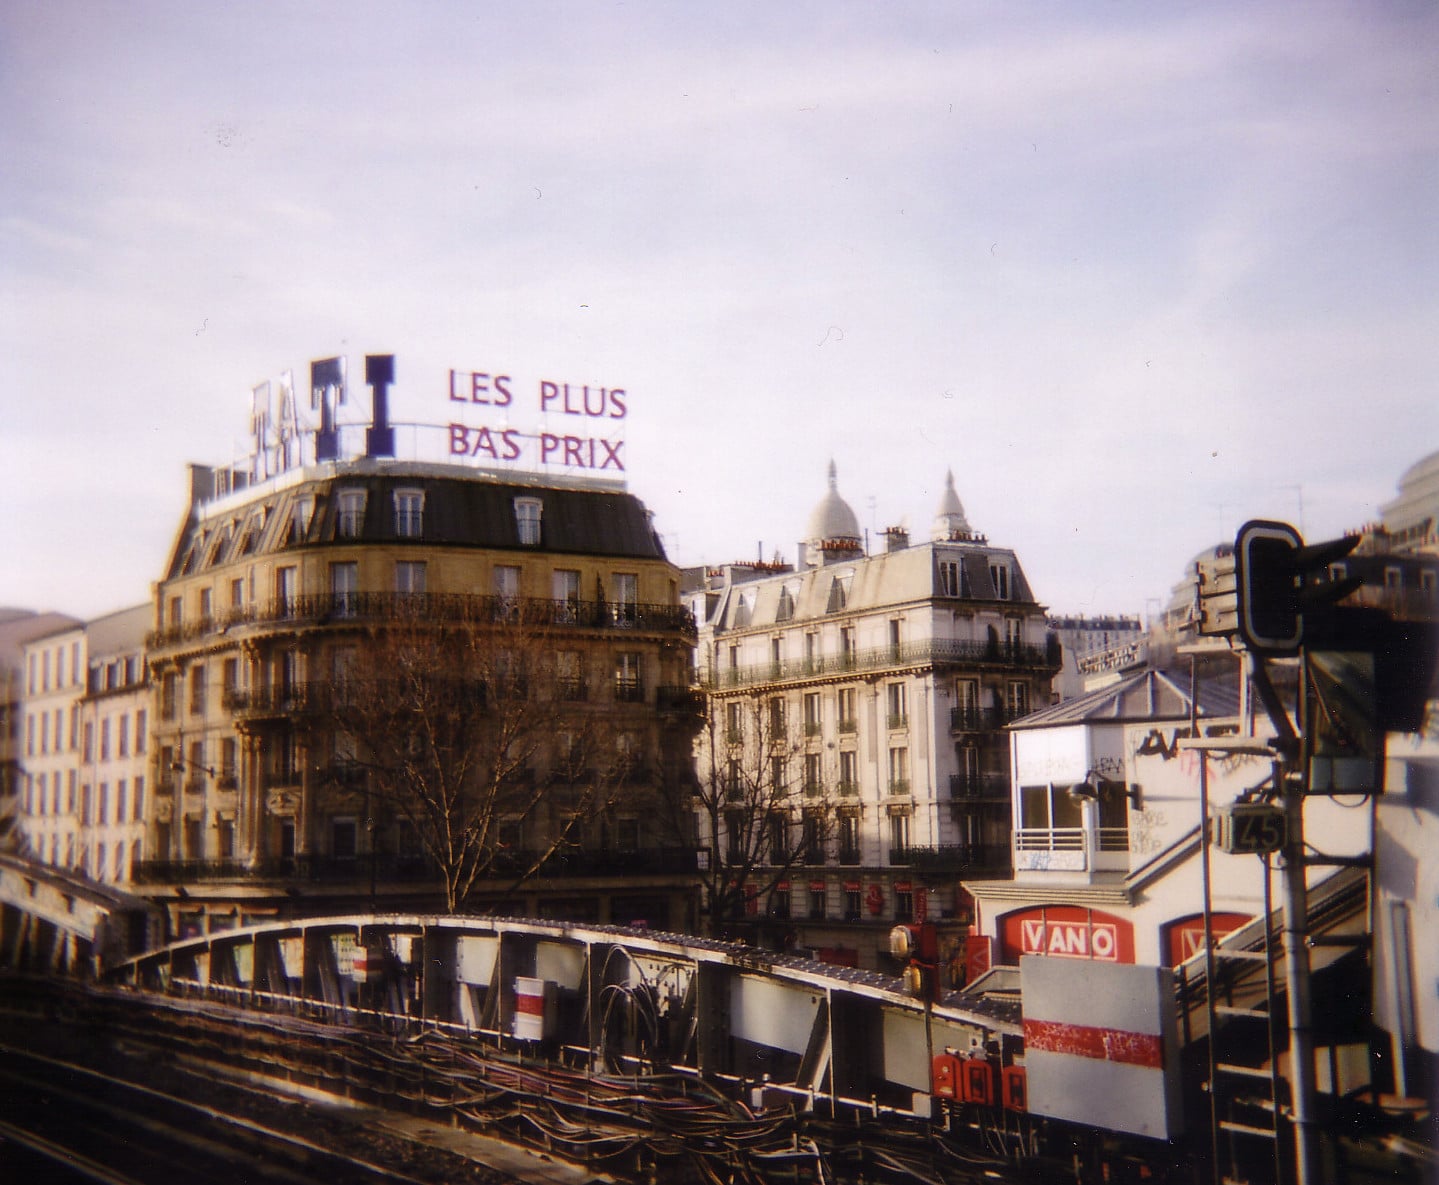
[288,495,315,543]
[989,562,1010,600]
[394,489,424,538]
[336,489,367,538]
[514,497,542,546]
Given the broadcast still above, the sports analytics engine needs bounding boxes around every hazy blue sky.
[2,2,1434,620]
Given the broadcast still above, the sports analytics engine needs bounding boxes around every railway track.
[0,1044,445,1185]
[0,975,1043,1185]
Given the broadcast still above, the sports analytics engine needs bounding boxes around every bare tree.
[320,606,625,912]
[660,696,839,939]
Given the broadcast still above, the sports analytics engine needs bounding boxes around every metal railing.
[704,637,1058,690]
[947,772,1010,800]
[890,843,1012,877]
[148,592,696,650]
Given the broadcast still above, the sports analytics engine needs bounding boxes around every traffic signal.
[1235,520,1363,654]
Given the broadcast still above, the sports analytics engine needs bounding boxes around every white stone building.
[74,605,151,883]
[692,464,1060,968]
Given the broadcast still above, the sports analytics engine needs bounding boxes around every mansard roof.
[708,539,1041,631]
[163,464,668,581]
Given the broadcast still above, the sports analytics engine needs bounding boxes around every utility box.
[1213,802,1287,854]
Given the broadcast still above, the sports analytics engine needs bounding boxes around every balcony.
[1014,825,1130,874]
[656,685,702,715]
[886,714,909,731]
[224,682,322,719]
[705,637,1060,691]
[148,592,696,650]
[947,771,1010,801]
[949,706,1013,732]
[838,847,862,866]
[891,843,1012,879]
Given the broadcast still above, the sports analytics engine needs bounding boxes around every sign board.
[1021,956,1184,1139]
[1000,905,1136,964]
[446,366,627,475]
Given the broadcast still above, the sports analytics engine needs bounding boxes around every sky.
[2,2,1435,623]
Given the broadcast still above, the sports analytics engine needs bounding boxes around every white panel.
[457,936,497,985]
[731,975,822,1054]
[1014,726,1089,784]
[535,941,585,989]
[881,1008,931,1091]
[1021,956,1183,1139]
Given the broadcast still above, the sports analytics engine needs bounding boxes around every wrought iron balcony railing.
[891,843,1013,878]
[148,592,696,650]
[705,636,1059,690]
[947,771,1011,800]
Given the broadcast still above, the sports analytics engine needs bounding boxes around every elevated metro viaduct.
[100,911,1026,1117]
[0,853,163,976]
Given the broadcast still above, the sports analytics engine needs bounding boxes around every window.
[804,632,819,669]
[989,562,1010,600]
[725,811,745,861]
[726,758,743,801]
[514,496,542,545]
[839,626,856,662]
[839,749,858,795]
[169,596,183,627]
[890,811,911,856]
[770,754,787,793]
[888,747,909,795]
[889,618,902,655]
[614,652,642,702]
[289,495,315,543]
[198,588,212,623]
[332,818,358,860]
[767,814,788,864]
[726,701,744,744]
[611,572,638,623]
[838,687,857,733]
[556,651,584,700]
[330,561,359,616]
[494,564,521,600]
[1007,681,1030,719]
[230,577,245,608]
[40,712,49,755]
[809,884,826,920]
[189,665,207,716]
[116,780,127,822]
[80,721,92,763]
[394,489,424,538]
[802,814,823,863]
[98,783,110,825]
[133,777,144,821]
[938,560,962,597]
[183,818,203,860]
[886,682,908,729]
[135,710,146,755]
[118,714,129,757]
[770,637,782,672]
[217,819,235,860]
[768,696,786,738]
[395,560,427,597]
[770,886,791,919]
[99,718,110,760]
[220,738,238,780]
[804,752,822,796]
[553,569,582,619]
[894,883,914,922]
[275,566,297,614]
[67,771,76,813]
[336,489,366,537]
[803,693,822,736]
